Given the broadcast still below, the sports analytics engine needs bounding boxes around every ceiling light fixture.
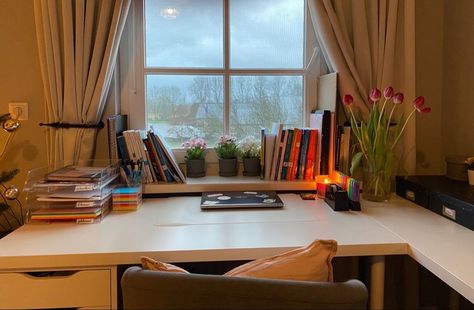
[160,7,180,20]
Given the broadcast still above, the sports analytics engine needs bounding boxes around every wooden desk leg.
[370,256,385,310]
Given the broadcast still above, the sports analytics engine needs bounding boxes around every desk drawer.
[0,269,111,309]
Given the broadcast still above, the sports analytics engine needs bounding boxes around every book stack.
[260,110,335,181]
[112,186,142,211]
[24,162,119,224]
[117,129,186,184]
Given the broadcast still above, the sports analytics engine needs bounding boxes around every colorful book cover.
[297,129,310,179]
[275,129,288,181]
[280,129,294,180]
[287,128,303,181]
[304,129,318,180]
[287,128,300,181]
[270,123,284,180]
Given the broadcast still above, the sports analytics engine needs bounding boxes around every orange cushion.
[224,239,337,282]
[140,256,189,274]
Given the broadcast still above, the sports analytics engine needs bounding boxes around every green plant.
[182,137,207,160]
[238,136,260,159]
[215,135,239,159]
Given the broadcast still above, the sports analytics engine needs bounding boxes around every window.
[122,0,323,149]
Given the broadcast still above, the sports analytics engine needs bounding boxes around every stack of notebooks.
[112,186,142,211]
[24,163,119,224]
[116,129,186,184]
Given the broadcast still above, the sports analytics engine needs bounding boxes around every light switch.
[8,102,28,120]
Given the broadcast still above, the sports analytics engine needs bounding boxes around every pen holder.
[324,184,349,211]
[112,183,142,211]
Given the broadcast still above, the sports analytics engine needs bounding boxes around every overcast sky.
[145,0,304,69]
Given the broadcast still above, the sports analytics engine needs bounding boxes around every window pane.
[145,0,223,68]
[230,76,304,140]
[146,75,224,148]
[230,0,304,69]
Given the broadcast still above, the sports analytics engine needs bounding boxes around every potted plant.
[182,137,207,178]
[239,136,261,176]
[466,157,474,186]
[215,135,239,177]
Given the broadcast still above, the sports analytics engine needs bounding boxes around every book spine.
[270,123,284,180]
[335,126,343,172]
[289,129,302,181]
[304,129,317,180]
[150,132,174,182]
[275,129,287,180]
[260,128,266,179]
[280,129,294,180]
[298,130,310,179]
[320,111,331,175]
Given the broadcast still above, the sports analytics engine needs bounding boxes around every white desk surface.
[0,194,405,270]
[1,194,473,303]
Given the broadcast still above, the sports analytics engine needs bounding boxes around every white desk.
[0,194,473,309]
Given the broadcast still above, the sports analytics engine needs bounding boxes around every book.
[297,129,310,179]
[304,129,318,180]
[117,135,130,161]
[280,129,294,180]
[269,123,284,180]
[260,128,266,179]
[149,131,176,182]
[107,115,127,161]
[276,129,289,180]
[288,128,302,181]
[200,191,284,209]
[310,110,331,175]
[264,133,277,180]
[152,131,186,183]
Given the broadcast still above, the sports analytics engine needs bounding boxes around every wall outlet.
[8,102,28,120]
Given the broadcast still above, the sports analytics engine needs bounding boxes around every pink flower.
[383,86,394,99]
[369,88,382,102]
[343,94,353,106]
[393,93,404,104]
[413,96,425,109]
[413,96,431,113]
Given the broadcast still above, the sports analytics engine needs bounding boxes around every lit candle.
[316,176,330,198]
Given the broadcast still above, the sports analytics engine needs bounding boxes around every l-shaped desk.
[1,194,473,309]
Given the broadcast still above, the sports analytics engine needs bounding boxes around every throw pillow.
[224,239,337,282]
[140,256,189,274]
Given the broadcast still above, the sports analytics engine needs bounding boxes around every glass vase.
[362,155,392,202]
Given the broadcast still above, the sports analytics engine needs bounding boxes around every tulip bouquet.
[344,87,431,201]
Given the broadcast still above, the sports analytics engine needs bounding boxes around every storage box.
[445,155,468,181]
[396,175,474,231]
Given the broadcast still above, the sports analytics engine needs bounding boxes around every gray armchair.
[121,266,368,309]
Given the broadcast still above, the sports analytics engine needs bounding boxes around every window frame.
[120,0,321,156]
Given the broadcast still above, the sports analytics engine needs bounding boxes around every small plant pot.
[186,159,206,178]
[468,169,474,186]
[243,158,261,176]
[218,158,238,177]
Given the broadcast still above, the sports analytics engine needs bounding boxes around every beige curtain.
[34,0,131,166]
[309,0,416,173]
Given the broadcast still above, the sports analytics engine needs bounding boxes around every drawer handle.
[25,271,78,278]
[442,206,456,220]
[405,190,416,201]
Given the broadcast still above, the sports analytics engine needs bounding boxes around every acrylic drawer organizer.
[24,160,119,224]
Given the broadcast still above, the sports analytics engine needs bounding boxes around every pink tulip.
[383,86,394,99]
[343,94,353,106]
[420,107,431,113]
[413,96,425,109]
[393,93,404,104]
[369,88,382,102]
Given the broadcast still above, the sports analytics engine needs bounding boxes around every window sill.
[143,176,316,194]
